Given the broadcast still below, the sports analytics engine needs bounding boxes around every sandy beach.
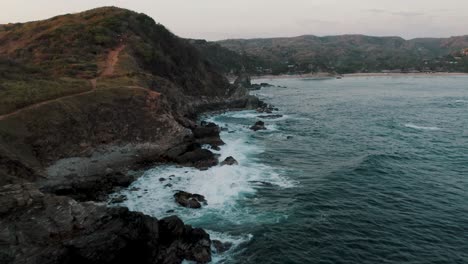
[251,72,468,80]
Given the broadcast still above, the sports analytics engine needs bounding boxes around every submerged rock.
[258,114,283,119]
[220,156,239,166]
[174,191,207,209]
[250,121,267,131]
[212,240,233,253]
[109,194,127,204]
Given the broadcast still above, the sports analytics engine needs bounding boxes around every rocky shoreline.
[0,93,269,264]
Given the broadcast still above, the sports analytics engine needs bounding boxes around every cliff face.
[0,7,256,264]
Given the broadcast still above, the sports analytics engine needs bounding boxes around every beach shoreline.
[251,72,468,80]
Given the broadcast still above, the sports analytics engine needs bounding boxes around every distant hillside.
[189,39,270,75]
[217,35,468,74]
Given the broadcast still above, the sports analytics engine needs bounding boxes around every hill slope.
[0,7,260,264]
[217,34,468,74]
[0,6,245,171]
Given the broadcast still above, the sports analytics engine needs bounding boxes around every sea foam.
[109,110,294,263]
[404,123,441,131]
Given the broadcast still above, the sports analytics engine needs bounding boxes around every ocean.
[111,76,468,263]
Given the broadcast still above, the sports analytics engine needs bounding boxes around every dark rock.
[193,123,220,139]
[175,148,218,168]
[212,240,234,253]
[43,171,134,202]
[193,122,225,147]
[164,183,173,188]
[159,178,166,182]
[258,114,283,119]
[220,156,239,166]
[109,194,127,204]
[233,73,252,89]
[287,136,293,139]
[0,186,212,264]
[250,121,267,131]
[260,82,273,87]
[174,191,207,209]
[0,183,44,215]
[211,145,221,151]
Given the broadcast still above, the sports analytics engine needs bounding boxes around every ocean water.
[112,76,468,263]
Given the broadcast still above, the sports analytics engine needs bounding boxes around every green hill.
[0,7,244,183]
[217,34,468,74]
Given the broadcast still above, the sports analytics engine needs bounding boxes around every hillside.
[189,39,270,76]
[217,34,468,74]
[0,7,258,264]
[0,6,247,170]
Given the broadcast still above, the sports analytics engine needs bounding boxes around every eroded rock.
[220,156,238,166]
[174,191,207,209]
[250,121,267,131]
[212,240,233,253]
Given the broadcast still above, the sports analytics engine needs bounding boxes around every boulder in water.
[212,240,233,253]
[258,114,283,119]
[174,191,207,209]
[250,121,267,131]
[220,156,238,166]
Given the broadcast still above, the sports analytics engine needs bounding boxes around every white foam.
[111,110,294,222]
[109,110,295,260]
[454,99,468,103]
[209,231,253,263]
[404,123,441,131]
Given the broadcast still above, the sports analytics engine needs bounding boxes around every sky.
[1,0,468,40]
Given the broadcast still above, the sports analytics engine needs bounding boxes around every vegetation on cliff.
[0,6,240,175]
[0,6,255,264]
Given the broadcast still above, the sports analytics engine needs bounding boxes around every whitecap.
[404,123,441,131]
[110,114,294,226]
[208,231,253,263]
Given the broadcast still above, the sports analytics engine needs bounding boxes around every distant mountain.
[217,35,468,74]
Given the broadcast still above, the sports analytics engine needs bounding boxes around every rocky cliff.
[0,7,260,263]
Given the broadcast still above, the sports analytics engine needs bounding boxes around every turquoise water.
[115,76,468,263]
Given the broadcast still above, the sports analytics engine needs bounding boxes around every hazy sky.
[1,0,468,40]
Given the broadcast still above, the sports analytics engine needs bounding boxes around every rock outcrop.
[0,7,266,264]
[0,185,211,264]
[250,121,267,131]
[220,156,239,166]
[174,191,207,209]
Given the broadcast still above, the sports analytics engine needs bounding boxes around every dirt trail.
[0,44,148,121]
[101,45,126,77]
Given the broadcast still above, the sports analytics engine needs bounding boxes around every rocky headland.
[0,7,263,264]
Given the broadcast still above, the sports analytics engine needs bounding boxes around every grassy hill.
[0,7,239,181]
[217,34,468,74]
[0,7,231,115]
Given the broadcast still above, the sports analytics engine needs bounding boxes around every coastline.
[251,72,468,80]
[110,104,287,262]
